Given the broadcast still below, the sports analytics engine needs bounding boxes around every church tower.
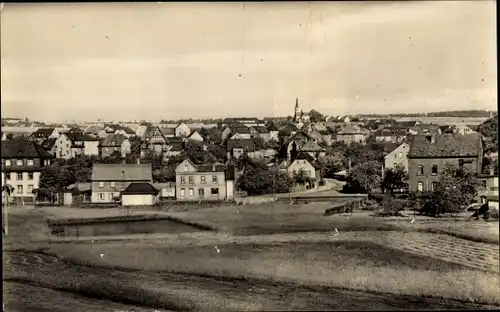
[293,98,300,122]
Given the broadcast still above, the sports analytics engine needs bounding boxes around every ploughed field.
[3,203,500,311]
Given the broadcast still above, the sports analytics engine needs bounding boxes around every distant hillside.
[359,110,496,118]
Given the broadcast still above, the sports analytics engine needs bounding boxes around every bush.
[381,196,406,216]
[485,209,499,221]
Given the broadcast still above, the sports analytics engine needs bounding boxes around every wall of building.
[122,194,156,206]
[3,171,40,198]
[176,172,227,201]
[84,141,99,156]
[55,135,72,159]
[408,156,479,192]
[384,144,409,171]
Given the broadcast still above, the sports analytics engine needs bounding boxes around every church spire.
[295,97,299,108]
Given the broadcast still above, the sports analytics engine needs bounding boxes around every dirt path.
[3,250,497,311]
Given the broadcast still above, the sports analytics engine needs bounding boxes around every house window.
[99,182,104,188]
[458,159,464,168]
[417,165,424,176]
[431,165,438,175]
[201,176,206,184]
[17,173,23,180]
[110,182,116,187]
[180,188,185,197]
[28,185,34,193]
[211,188,219,195]
[417,182,424,192]
[184,164,189,171]
[5,173,10,180]
[393,163,398,168]
[198,188,204,197]
[27,159,34,166]
[398,152,403,159]
[188,188,194,197]
[189,176,194,184]
[108,193,113,200]
[17,185,23,194]
[98,193,104,200]
[180,176,186,184]
[432,182,438,192]
[212,175,218,183]
[5,160,11,166]
[28,172,34,180]
[16,159,23,166]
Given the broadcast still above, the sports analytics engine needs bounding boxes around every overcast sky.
[1,1,496,122]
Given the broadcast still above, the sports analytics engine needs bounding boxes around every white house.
[186,131,204,142]
[175,123,191,138]
[121,182,159,206]
[384,142,410,171]
[53,133,73,159]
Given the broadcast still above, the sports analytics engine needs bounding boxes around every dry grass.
[45,238,500,306]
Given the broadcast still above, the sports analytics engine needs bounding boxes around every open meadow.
[3,203,500,311]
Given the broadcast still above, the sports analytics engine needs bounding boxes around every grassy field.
[3,203,500,310]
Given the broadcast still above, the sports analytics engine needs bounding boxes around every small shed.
[121,182,159,206]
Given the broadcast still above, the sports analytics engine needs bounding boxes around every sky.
[1,1,497,123]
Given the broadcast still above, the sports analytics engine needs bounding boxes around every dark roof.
[226,138,256,152]
[408,134,482,158]
[100,134,128,146]
[65,132,99,142]
[281,123,299,132]
[267,122,279,132]
[41,138,57,150]
[91,164,152,181]
[254,126,270,133]
[31,128,55,138]
[167,137,184,144]
[392,121,418,128]
[230,126,251,134]
[1,140,52,158]
[169,142,184,152]
[122,182,159,195]
[197,163,227,172]
[160,127,176,135]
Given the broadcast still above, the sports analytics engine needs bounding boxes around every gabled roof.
[229,126,251,134]
[160,127,176,135]
[83,125,103,134]
[31,128,55,138]
[169,142,184,152]
[280,123,299,132]
[1,140,52,158]
[167,137,184,144]
[91,163,153,181]
[65,132,99,142]
[300,140,325,152]
[267,122,279,132]
[254,126,270,133]
[226,138,256,152]
[408,133,481,158]
[100,134,128,146]
[338,124,368,135]
[392,121,419,128]
[41,138,57,150]
[122,182,159,195]
[291,152,320,169]
[177,158,226,172]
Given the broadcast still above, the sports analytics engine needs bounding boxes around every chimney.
[212,164,216,171]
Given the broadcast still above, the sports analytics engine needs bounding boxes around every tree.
[238,164,293,196]
[293,169,313,185]
[309,110,325,123]
[6,133,13,140]
[199,127,222,144]
[430,164,484,216]
[182,140,217,164]
[381,165,408,195]
[317,152,345,178]
[477,115,498,153]
[345,160,382,194]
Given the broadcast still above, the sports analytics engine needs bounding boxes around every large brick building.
[407,133,482,193]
